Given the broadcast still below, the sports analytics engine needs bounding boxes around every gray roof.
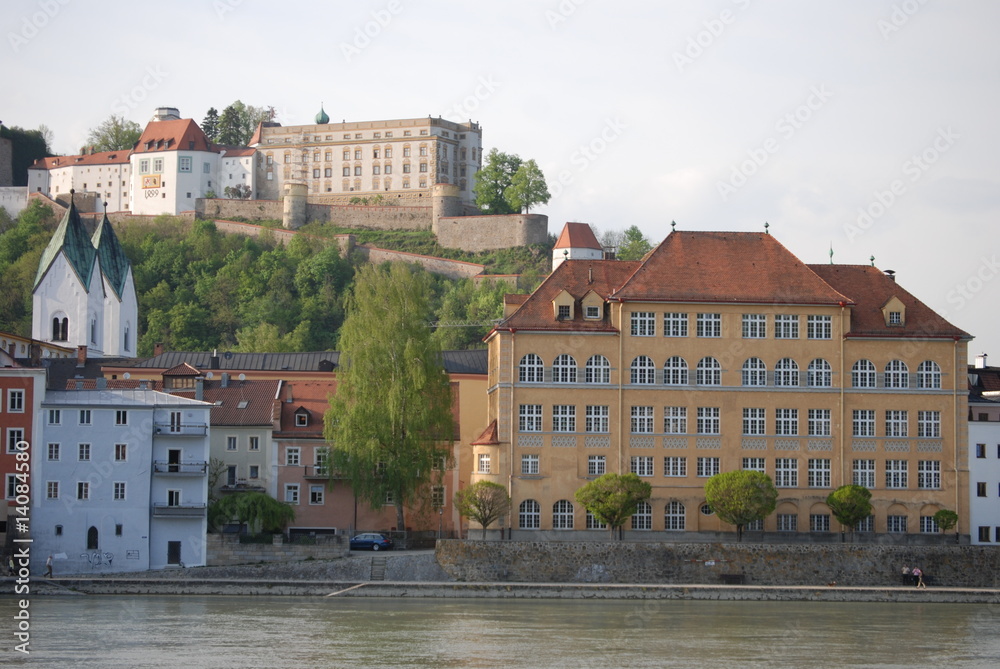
[442,349,488,374]
[124,351,340,372]
[43,388,212,408]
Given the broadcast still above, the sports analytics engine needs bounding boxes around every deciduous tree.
[505,159,551,213]
[85,115,142,152]
[209,491,295,534]
[324,263,454,536]
[473,149,521,214]
[826,484,873,540]
[454,481,510,539]
[704,470,778,541]
[616,225,652,261]
[217,101,270,146]
[933,509,959,543]
[574,473,651,540]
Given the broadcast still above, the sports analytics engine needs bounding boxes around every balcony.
[152,503,207,518]
[220,480,266,493]
[153,461,208,476]
[153,423,208,437]
[302,465,339,480]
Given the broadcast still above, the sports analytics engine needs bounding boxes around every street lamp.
[438,508,443,540]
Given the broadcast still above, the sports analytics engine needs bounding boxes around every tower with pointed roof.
[31,196,138,357]
[552,222,604,271]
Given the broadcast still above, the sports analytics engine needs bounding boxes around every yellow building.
[477,230,970,542]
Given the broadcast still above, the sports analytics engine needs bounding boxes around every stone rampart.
[197,198,283,221]
[0,186,27,216]
[436,214,549,252]
[315,204,432,230]
[360,246,484,280]
[206,533,349,566]
[435,540,1000,588]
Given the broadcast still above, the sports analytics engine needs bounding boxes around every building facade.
[480,230,971,542]
[33,389,212,573]
[968,355,1000,545]
[0,358,46,549]
[27,150,132,212]
[250,114,482,206]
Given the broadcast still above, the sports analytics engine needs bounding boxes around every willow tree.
[325,263,453,535]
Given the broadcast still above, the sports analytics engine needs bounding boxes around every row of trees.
[454,472,960,543]
[473,149,551,214]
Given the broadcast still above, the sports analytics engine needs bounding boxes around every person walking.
[44,554,53,578]
[912,566,926,588]
[7,554,14,576]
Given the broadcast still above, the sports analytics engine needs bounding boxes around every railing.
[302,465,338,480]
[220,481,266,493]
[152,461,208,475]
[152,503,207,518]
[153,423,208,436]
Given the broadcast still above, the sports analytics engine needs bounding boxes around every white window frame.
[918,411,941,438]
[775,408,798,436]
[521,454,539,475]
[663,356,689,385]
[310,485,324,505]
[519,404,542,432]
[742,457,765,473]
[284,483,300,504]
[917,360,942,389]
[477,453,492,474]
[742,357,767,386]
[775,314,799,339]
[631,456,654,477]
[664,456,687,477]
[519,499,540,529]
[807,458,831,488]
[630,311,655,337]
[632,501,652,530]
[884,360,909,388]
[885,410,908,438]
[587,455,606,476]
[743,408,766,436]
[518,354,543,383]
[7,389,24,412]
[742,313,766,339]
[696,407,720,435]
[663,312,688,337]
[808,409,831,437]
[631,356,656,384]
[285,447,301,466]
[584,355,610,384]
[807,359,832,387]
[663,406,687,434]
[853,410,875,437]
[917,460,940,489]
[585,405,609,433]
[552,354,577,383]
[696,313,721,338]
[775,458,798,487]
[113,482,126,501]
[552,405,576,432]
[885,460,908,489]
[696,457,720,478]
[631,406,654,434]
[807,315,832,339]
[774,358,799,387]
[695,357,721,386]
[852,360,877,388]
[665,501,686,530]
[852,459,876,488]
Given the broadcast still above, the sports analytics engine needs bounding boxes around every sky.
[3,0,998,360]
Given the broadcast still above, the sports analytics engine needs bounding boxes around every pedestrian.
[912,566,925,588]
[7,554,14,576]
[44,554,53,578]
[901,565,911,586]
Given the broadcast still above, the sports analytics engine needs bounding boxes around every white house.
[969,355,1000,545]
[552,222,604,270]
[28,150,132,212]
[34,388,212,573]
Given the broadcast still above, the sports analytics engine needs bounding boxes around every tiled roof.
[471,420,499,445]
[31,151,130,169]
[163,362,202,376]
[554,222,602,250]
[132,119,215,154]
[33,199,97,291]
[273,381,337,437]
[970,367,1000,393]
[177,380,280,426]
[219,147,256,158]
[614,231,852,305]
[124,351,340,372]
[497,259,641,332]
[92,213,131,300]
[808,264,970,339]
[44,357,133,390]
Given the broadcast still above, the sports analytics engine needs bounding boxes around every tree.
[574,473,651,540]
[202,107,220,143]
[826,485,873,541]
[704,470,778,542]
[324,263,454,537]
[217,101,271,146]
[616,225,653,261]
[85,115,142,152]
[0,124,52,186]
[933,509,959,544]
[473,149,521,214]
[505,159,550,213]
[209,491,295,534]
[454,481,510,539]
[224,184,252,199]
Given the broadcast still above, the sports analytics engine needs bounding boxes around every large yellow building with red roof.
[477,228,971,541]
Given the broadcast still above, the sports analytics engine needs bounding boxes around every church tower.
[32,194,138,358]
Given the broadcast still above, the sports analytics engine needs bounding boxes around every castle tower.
[552,222,603,271]
[282,182,307,230]
[431,183,461,236]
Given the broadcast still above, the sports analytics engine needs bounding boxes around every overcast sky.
[4,0,997,360]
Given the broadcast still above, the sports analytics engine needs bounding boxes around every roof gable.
[33,199,98,292]
[555,222,602,250]
[614,231,852,305]
[133,118,215,154]
[92,213,131,300]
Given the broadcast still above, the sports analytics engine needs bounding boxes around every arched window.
[663,356,689,385]
[696,357,721,386]
[774,358,800,387]
[807,359,832,387]
[52,316,68,342]
[884,360,909,388]
[123,322,131,352]
[585,355,610,384]
[631,356,655,385]
[665,502,686,531]
[742,358,767,386]
[552,500,574,529]
[632,501,652,530]
[519,499,540,529]
[552,354,577,383]
[917,360,941,389]
[87,526,99,550]
[518,354,543,383]
[852,360,877,388]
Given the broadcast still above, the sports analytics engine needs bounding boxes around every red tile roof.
[133,119,215,154]
[555,222,602,250]
[614,231,852,305]
[163,362,201,377]
[497,259,642,332]
[32,151,131,169]
[273,381,337,437]
[808,264,971,339]
[220,147,256,158]
[471,420,499,445]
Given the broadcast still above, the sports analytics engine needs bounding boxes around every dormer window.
[295,411,309,427]
[881,296,906,327]
[585,306,601,319]
[888,312,902,326]
[558,305,570,320]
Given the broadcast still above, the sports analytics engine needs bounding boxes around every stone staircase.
[370,555,387,581]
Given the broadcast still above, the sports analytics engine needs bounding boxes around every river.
[3,596,1000,668]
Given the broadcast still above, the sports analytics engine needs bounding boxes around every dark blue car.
[350,533,394,551]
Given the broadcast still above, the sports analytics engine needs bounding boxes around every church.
[31,192,138,358]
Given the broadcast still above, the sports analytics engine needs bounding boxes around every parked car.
[350,533,394,551]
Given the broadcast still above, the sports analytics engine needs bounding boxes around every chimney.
[95,377,107,390]
[75,380,83,390]
[77,345,87,367]
[210,349,220,370]
[195,377,204,401]
[153,342,164,357]
[884,269,896,282]
[138,380,148,390]
[8,342,15,358]
[221,373,230,388]
[29,343,41,366]
[975,353,988,369]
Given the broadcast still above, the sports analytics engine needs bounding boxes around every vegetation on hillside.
[0,204,552,354]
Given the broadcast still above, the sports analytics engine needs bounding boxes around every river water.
[4,595,1000,668]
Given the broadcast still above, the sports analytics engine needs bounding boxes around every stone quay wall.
[435,540,1000,588]
[206,533,349,566]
